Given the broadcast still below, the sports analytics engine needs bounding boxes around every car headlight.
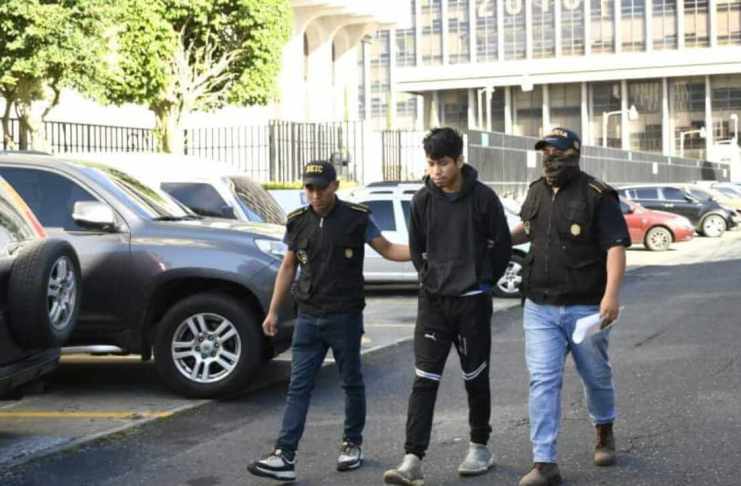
[255,239,287,259]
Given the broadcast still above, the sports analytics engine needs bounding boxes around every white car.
[68,153,286,225]
[346,182,530,298]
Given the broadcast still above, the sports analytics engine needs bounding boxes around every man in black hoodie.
[384,127,512,486]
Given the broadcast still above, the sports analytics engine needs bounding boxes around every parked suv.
[346,182,530,298]
[619,184,735,237]
[1,176,81,396]
[0,154,295,398]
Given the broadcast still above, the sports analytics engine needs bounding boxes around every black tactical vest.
[286,199,369,315]
[520,172,616,305]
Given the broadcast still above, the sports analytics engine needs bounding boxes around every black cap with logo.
[302,161,337,188]
[535,128,581,152]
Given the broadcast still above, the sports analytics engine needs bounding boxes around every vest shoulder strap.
[287,206,308,221]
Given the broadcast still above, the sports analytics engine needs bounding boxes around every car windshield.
[84,165,193,219]
[229,176,286,225]
[715,186,741,198]
[0,180,38,251]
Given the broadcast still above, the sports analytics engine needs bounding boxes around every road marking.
[0,411,172,419]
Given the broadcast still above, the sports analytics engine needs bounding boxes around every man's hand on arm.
[369,236,411,262]
[511,223,530,245]
[600,245,626,326]
[262,251,298,337]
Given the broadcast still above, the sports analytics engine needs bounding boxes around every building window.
[396,93,419,129]
[475,0,499,61]
[513,86,543,137]
[549,84,582,134]
[591,0,615,53]
[711,74,741,146]
[504,0,527,59]
[369,31,391,129]
[421,0,443,65]
[670,77,706,158]
[533,0,556,58]
[357,41,366,120]
[561,0,585,56]
[449,0,471,63]
[590,81,622,148]
[717,0,741,45]
[628,80,662,153]
[653,0,677,49]
[621,0,646,51]
[396,1,417,66]
[441,91,469,131]
[684,0,710,47]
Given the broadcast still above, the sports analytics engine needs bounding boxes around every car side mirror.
[684,195,698,203]
[220,204,236,219]
[72,201,117,231]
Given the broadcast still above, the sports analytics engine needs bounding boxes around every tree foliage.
[0,0,114,149]
[106,0,293,152]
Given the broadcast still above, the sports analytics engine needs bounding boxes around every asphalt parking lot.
[2,229,740,470]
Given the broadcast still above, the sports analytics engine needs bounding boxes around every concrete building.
[359,0,741,159]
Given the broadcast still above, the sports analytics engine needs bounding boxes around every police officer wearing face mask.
[511,128,631,486]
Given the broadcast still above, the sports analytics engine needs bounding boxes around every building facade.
[358,0,741,159]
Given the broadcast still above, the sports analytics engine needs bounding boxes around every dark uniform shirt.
[520,171,630,306]
[284,198,380,316]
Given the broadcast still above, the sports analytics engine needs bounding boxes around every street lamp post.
[477,86,494,131]
[601,105,639,147]
[679,127,706,157]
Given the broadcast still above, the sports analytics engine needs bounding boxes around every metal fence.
[380,129,426,181]
[2,118,155,153]
[466,130,730,198]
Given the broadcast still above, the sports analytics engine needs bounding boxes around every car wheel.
[700,214,726,238]
[154,293,263,398]
[493,253,524,298]
[644,226,673,251]
[8,239,81,348]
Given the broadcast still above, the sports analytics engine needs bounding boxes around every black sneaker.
[337,441,363,471]
[247,449,296,482]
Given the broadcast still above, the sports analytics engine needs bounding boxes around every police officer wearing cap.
[511,128,630,486]
[247,160,410,483]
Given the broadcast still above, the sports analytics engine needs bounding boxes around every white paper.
[572,307,624,344]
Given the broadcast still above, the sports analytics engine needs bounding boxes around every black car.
[0,177,81,397]
[619,184,735,238]
[0,154,295,398]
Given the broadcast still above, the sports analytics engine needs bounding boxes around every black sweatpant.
[404,290,494,459]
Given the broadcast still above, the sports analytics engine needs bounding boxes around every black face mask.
[543,153,580,187]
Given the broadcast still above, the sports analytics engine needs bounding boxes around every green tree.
[106,0,292,153]
[0,0,113,150]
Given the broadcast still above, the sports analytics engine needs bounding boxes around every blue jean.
[275,311,365,457]
[523,299,616,463]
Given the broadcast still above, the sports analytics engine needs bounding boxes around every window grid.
[421,0,444,65]
[653,0,677,49]
[448,0,471,63]
[475,0,498,61]
[621,0,646,52]
[533,0,556,58]
[591,0,615,53]
[717,0,741,45]
[396,0,417,66]
[684,0,710,47]
[562,0,586,56]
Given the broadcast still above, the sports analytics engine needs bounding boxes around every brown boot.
[518,462,562,486]
[594,422,616,466]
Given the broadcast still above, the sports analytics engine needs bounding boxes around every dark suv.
[618,184,735,238]
[0,154,295,398]
[1,176,81,396]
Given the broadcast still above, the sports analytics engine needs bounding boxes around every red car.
[620,197,695,251]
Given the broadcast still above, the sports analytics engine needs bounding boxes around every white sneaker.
[457,442,495,476]
[337,441,364,471]
[383,453,424,486]
[247,449,296,482]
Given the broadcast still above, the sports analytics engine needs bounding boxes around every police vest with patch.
[520,172,617,305]
[286,199,369,315]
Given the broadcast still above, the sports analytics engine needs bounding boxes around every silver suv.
[346,182,529,298]
[0,154,295,398]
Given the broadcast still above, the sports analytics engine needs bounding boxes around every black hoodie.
[409,164,512,296]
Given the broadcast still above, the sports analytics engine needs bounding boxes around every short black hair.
[423,127,463,160]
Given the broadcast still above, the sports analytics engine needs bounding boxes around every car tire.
[154,293,263,398]
[8,239,81,348]
[493,253,524,298]
[700,214,726,238]
[644,226,673,251]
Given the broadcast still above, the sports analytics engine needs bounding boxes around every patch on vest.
[296,249,308,264]
[570,223,582,236]
[524,221,531,235]
[345,248,354,258]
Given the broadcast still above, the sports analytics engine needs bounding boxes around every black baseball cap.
[302,160,337,188]
[535,128,581,152]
